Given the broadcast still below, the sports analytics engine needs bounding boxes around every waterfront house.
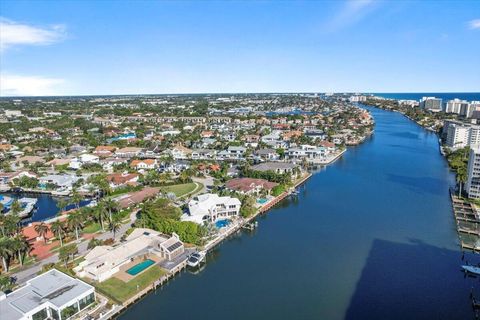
[286,145,328,162]
[184,193,241,224]
[251,162,298,174]
[75,228,184,282]
[0,269,95,320]
[225,178,278,195]
[39,174,79,191]
[0,171,37,187]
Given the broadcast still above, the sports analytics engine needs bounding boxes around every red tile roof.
[225,178,278,193]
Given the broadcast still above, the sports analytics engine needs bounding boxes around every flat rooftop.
[0,269,93,320]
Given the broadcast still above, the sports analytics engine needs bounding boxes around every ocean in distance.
[372,92,480,101]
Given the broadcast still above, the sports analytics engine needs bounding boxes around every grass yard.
[163,182,200,198]
[93,265,166,303]
[83,222,102,234]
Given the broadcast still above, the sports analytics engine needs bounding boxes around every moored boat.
[462,265,480,275]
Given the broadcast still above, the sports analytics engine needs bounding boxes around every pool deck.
[115,255,163,282]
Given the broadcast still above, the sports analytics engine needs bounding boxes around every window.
[49,308,60,320]
[79,292,95,310]
[60,302,79,319]
[32,308,48,320]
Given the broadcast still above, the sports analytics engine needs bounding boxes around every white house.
[39,174,79,191]
[0,269,95,320]
[184,193,241,224]
[75,228,184,283]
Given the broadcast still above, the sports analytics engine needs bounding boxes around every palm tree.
[56,199,69,214]
[93,203,106,231]
[71,190,83,209]
[34,223,50,244]
[9,199,22,216]
[457,166,468,197]
[12,236,30,266]
[67,213,84,242]
[103,198,119,223]
[0,238,13,272]
[109,216,121,239]
[0,215,5,237]
[50,221,65,247]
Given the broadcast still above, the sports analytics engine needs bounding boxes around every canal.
[120,106,473,320]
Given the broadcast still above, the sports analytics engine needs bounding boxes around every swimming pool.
[257,198,268,204]
[215,219,230,229]
[126,259,155,276]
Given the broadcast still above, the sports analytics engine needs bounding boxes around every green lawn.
[83,222,102,234]
[163,183,199,198]
[93,265,166,303]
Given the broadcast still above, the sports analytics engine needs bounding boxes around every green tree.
[109,215,121,239]
[0,237,13,272]
[67,212,84,241]
[50,221,65,247]
[34,222,50,244]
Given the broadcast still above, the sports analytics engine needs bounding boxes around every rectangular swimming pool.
[126,259,155,276]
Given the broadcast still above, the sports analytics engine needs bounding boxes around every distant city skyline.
[1,0,479,96]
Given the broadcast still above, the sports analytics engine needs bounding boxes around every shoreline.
[105,137,367,318]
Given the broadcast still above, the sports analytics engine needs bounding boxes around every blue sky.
[1,0,479,96]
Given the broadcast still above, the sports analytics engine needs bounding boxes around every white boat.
[187,251,206,268]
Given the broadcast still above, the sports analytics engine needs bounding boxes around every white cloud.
[0,73,65,96]
[324,0,377,32]
[0,17,66,52]
[469,19,480,30]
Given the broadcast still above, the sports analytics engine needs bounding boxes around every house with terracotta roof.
[93,145,116,157]
[106,173,139,189]
[114,187,160,209]
[226,178,278,195]
[130,159,157,170]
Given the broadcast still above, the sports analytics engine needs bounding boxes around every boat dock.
[451,193,480,252]
[102,172,314,319]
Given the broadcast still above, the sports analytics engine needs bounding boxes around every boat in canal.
[462,265,480,275]
[187,251,206,268]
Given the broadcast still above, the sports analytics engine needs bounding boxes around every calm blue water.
[120,106,476,320]
[0,192,91,223]
[373,92,480,101]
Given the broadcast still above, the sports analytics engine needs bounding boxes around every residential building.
[225,178,278,195]
[419,97,442,112]
[0,269,95,320]
[114,147,144,158]
[75,228,184,282]
[466,147,480,198]
[184,193,241,224]
[106,172,139,189]
[251,162,298,174]
[130,159,157,170]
